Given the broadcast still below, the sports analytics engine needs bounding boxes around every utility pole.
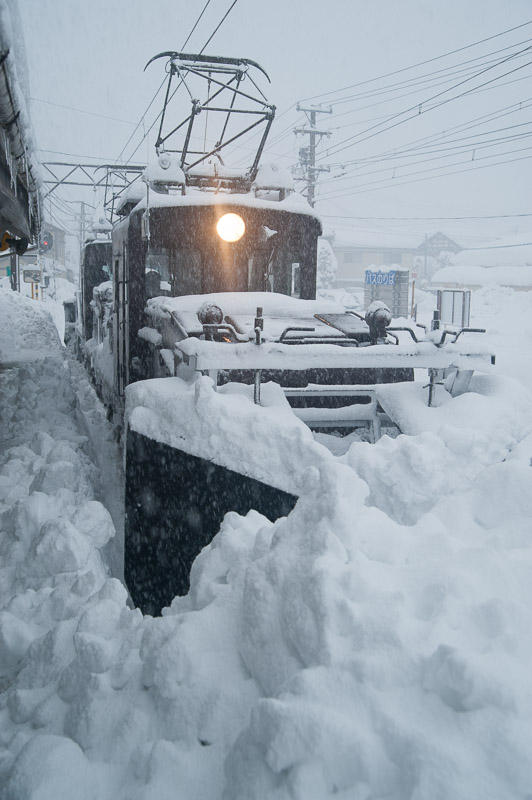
[293,104,332,207]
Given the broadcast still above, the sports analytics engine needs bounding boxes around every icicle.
[7,138,16,193]
[146,183,150,243]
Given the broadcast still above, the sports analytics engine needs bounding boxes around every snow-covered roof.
[132,184,321,221]
[431,265,532,287]
[115,181,145,215]
[0,0,42,237]
[253,162,294,191]
[85,237,112,245]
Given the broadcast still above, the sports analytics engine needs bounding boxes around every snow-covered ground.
[1,285,531,799]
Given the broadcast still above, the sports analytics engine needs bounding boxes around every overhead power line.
[323,97,532,182]
[325,100,532,170]
[38,148,130,161]
[324,45,532,159]
[313,69,532,140]
[31,97,135,125]
[300,19,532,103]
[116,0,215,162]
[324,37,532,109]
[124,0,241,164]
[320,140,532,198]
[318,148,532,201]
[115,77,167,162]
[316,126,532,191]
[201,0,238,52]
[260,38,532,166]
[463,241,532,249]
[320,212,532,220]
[181,0,213,48]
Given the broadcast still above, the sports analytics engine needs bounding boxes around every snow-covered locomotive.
[75,53,494,613]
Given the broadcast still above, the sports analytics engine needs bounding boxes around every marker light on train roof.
[216,213,245,243]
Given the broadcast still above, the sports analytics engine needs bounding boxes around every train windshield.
[144,246,203,298]
[142,205,319,300]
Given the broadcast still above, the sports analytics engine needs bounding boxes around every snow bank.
[1,287,532,799]
[0,288,61,363]
[126,377,332,495]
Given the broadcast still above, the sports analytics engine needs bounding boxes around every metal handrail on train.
[437,327,486,347]
[278,326,363,346]
[201,323,249,342]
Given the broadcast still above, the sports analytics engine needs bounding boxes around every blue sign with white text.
[365,270,396,286]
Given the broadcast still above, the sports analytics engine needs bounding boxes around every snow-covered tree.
[437,249,454,272]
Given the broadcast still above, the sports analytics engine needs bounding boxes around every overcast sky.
[18,0,532,247]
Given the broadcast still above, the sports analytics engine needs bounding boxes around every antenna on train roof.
[144,51,275,188]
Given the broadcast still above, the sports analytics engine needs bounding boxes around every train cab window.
[145,249,171,298]
[174,248,202,295]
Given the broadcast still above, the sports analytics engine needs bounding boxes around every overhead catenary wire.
[299,19,532,104]
[323,66,532,133]
[210,24,532,169]
[323,97,532,169]
[258,52,528,169]
[123,0,241,164]
[315,123,532,189]
[323,38,532,110]
[181,0,214,49]
[31,97,136,126]
[323,45,532,160]
[115,77,168,163]
[38,148,133,162]
[321,96,532,181]
[262,40,532,159]
[317,147,532,201]
[320,212,532,220]
[320,140,532,198]
[200,0,238,52]
[287,35,532,205]
[459,240,532,249]
[115,0,215,163]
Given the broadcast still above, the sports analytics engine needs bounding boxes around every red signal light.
[40,231,54,253]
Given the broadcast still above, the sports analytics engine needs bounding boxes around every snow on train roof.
[132,185,321,221]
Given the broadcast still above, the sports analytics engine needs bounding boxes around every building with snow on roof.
[432,234,532,290]
[331,230,461,286]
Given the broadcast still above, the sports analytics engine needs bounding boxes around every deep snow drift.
[1,285,532,799]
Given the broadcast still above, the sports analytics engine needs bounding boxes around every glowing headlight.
[216,213,245,243]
